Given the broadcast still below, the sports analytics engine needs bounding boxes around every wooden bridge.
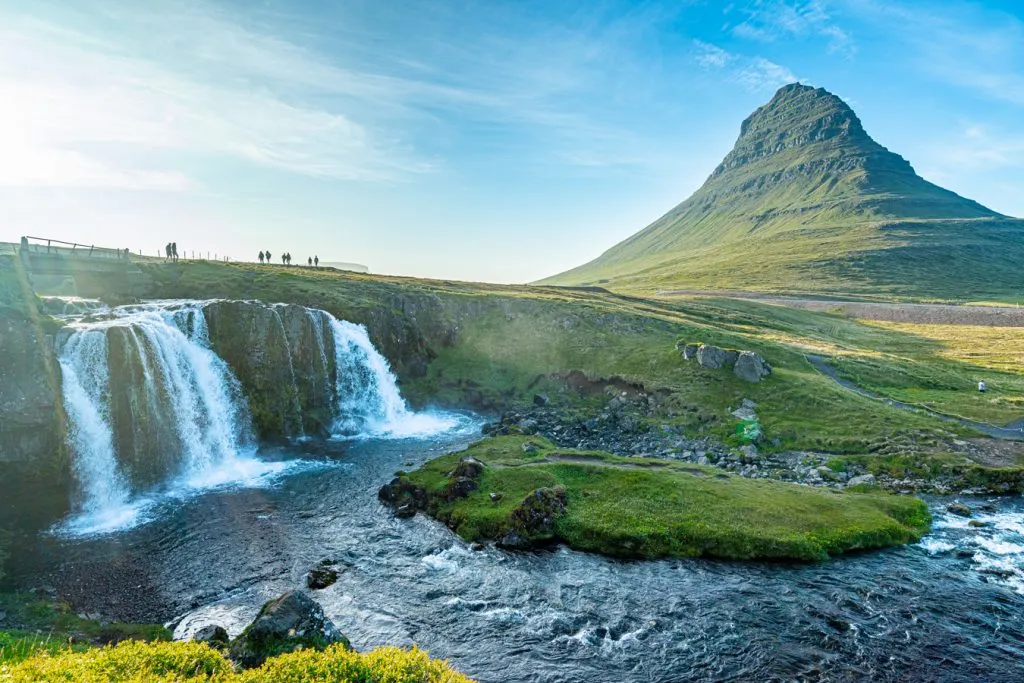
[9,236,151,298]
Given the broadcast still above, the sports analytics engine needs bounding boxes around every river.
[10,299,1024,682]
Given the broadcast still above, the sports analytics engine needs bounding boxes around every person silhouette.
[165,243,171,260]
[259,251,265,264]
[172,242,179,261]
[314,255,319,268]
[308,257,312,267]
[266,251,273,264]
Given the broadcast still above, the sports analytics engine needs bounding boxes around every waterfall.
[53,299,464,536]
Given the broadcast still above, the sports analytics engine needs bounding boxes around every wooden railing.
[21,236,130,259]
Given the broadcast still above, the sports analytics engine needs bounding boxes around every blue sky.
[1,0,1022,282]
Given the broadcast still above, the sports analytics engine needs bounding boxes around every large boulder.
[229,591,348,668]
[733,351,772,382]
[498,486,567,549]
[696,344,737,369]
[682,344,699,360]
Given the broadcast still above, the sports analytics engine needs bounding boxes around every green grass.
[0,640,471,682]
[395,436,931,562]
[0,594,170,666]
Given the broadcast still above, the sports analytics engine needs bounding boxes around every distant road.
[657,290,1024,327]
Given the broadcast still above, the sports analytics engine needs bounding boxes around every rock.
[445,476,479,501]
[733,352,772,383]
[741,399,758,409]
[497,486,568,549]
[193,625,230,649]
[740,444,758,460]
[489,492,504,503]
[696,344,732,370]
[229,591,348,668]
[394,503,417,518]
[522,441,541,453]
[731,406,757,421]
[947,502,972,517]
[846,474,876,488]
[682,344,699,360]
[517,418,539,434]
[378,477,427,513]
[968,520,988,528]
[452,456,485,480]
[697,456,710,466]
[470,542,485,551]
[533,393,550,406]
[306,567,339,590]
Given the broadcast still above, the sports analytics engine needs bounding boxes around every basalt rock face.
[202,301,335,439]
[543,83,1024,299]
[0,255,70,528]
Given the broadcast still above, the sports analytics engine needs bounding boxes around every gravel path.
[806,354,1024,440]
[658,290,1024,326]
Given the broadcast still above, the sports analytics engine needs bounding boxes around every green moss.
[395,436,931,562]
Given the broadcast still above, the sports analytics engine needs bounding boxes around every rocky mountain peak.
[715,83,873,176]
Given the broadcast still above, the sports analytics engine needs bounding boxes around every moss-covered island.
[382,436,931,562]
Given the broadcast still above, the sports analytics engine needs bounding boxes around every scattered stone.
[395,503,417,518]
[741,399,758,410]
[740,444,759,460]
[522,441,542,453]
[452,456,486,480]
[968,520,988,528]
[732,406,757,421]
[229,591,348,668]
[489,492,504,503]
[733,352,772,383]
[946,502,972,517]
[846,474,876,488]
[306,566,339,590]
[470,542,485,551]
[533,393,550,406]
[193,625,230,649]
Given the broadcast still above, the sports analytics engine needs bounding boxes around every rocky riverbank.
[484,394,1024,496]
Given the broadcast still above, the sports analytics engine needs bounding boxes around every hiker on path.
[259,251,265,264]
[165,243,172,259]
[314,255,319,268]
[979,380,987,393]
[172,243,179,261]
[266,251,273,264]
[308,257,312,267]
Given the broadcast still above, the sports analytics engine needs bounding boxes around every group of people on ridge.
[164,242,179,261]
[258,251,318,268]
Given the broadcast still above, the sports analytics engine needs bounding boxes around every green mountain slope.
[541,84,1024,301]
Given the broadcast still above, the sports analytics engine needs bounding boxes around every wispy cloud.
[0,0,672,192]
[928,125,1024,172]
[729,0,855,57]
[838,0,1024,107]
[692,40,799,92]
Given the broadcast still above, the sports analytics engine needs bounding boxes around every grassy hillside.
[540,84,1024,301]
[140,261,1024,470]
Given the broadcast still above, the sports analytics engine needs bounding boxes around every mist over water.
[53,299,466,536]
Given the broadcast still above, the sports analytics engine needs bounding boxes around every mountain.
[541,84,1024,301]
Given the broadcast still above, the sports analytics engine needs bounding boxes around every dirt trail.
[658,290,1024,327]
[806,354,1024,440]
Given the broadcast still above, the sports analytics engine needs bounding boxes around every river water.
[15,426,1024,683]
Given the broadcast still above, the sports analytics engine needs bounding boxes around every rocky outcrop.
[684,343,772,383]
[498,486,567,549]
[733,351,772,383]
[0,254,70,529]
[202,301,334,438]
[695,344,738,370]
[228,591,348,668]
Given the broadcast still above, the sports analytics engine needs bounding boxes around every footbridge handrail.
[21,235,129,259]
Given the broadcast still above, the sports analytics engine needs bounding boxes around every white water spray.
[327,317,457,438]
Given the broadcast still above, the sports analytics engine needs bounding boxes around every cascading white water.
[54,299,465,535]
[59,330,136,530]
[56,302,282,535]
[326,317,458,438]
